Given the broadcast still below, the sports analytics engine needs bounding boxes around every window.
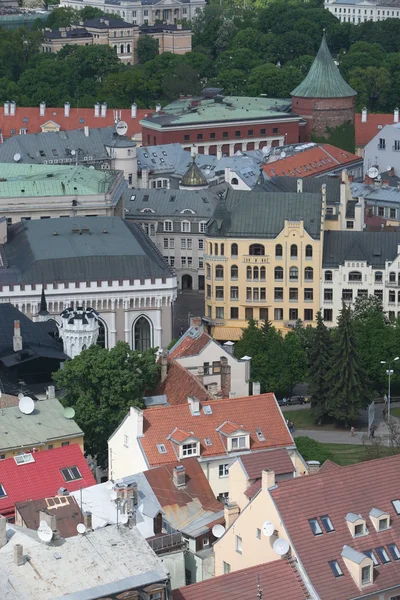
[361,565,371,585]
[290,267,298,281]
[231,265,238,279]
[215,244,218,256]
[231,243,238,257]
[206,264,211,278]
[181,257,187,267]
[253,266,259,281]
[223,561,231,574]
[248,129,253,136]
[349,271,362,282]
[321,515,334,533]
[222,131,228,138]
[206,285,211,299]
[391,208,396,219]
[260,266,266,281]
[275,244,283,257]
[256,528,261,539]
[305,245,313,258]
[389,290,396,303]
[124,435,129,448]
[342,289,353,301]
[309,518,322,535]
[216,265,224,279]
[329,561,343,577]
[216,286,224,300]
[246,266,252,280]
[304,267,313,281]
[198,239,204,250]
[163,238,169,249]
[304,309,313,321]
[376,546,391,563]
[378,138,386,149]
[324,288,333,301]
[164,220,172,232]
[197,133,203,141]
[325,270,333,282]
[389,543,400,560]
[231,307,239,319]
[392,499,400,514]
[364,550,379,566]
[379,518,389,531]
[245,307,254,319]
[289,308,298,320]
[378,207,385,217]
[203,536,210,548]
[324,309,333,322]
[181,238,186,250]
[61,466,82,482]
[274,308,283,320]
[182,442,198,457]
[199,221,207,233]
[354,523,365,537]
[375,271,383,282]
[273,127,278,134]
[0,484,6,497]
[199,258,204,269]
[260,307,268,320]
[275,267,283,280]
[390,272,396,283]
[289,287,298,301]
[290,244,298,258]
[216,307,224,319]
[346,221,354,229]
[210,132,216,139]
[134,316,151,351]
[246,287,252,301]
[304,288,313,301]
[219,464,229,477]
[249,243,265,256]
[230,286,239,300]
[61,441,70,447]
[275,287,283,301]
[184,134,190,141]
[236,535,242,554]
[182,221,190,233]
[232,436,246,449]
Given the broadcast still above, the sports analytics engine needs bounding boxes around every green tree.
[45,7,79,28]
[246,63,302,97]
[161,62,200,101]
[308,312,332,423]
[214,18,237,55]
[326,303,371,425]
[53,343,160,464]
[137,35,159,64]
[348,66,391,111]
[281,330,307,396]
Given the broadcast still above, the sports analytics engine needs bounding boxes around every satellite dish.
[64,407,76,420]
[262,520,275,537]
[110,490,118,501]
[273,538,290,556]
[212,524,226,538]
[116,121,128,136]
[18,393,24,400]
[38,523,53,543]
[367,166,379,179]
[280,151,286,158]
[77,523,86,534]
[13,153,21,162]
[387,165,392,172]
[19,396,35,415]
[71,149,76,156]
[119,513,129,525]
[262,146,270,155]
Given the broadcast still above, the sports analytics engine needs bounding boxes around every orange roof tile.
[153,357,213,406]
[262,144,360,178]
[239,448,295,480]
[355,112,395,147]
[168,428,193,443]
[271,454,400,600]
[170,331,212,359]
[141,393,293,467]
[217,421,244,435]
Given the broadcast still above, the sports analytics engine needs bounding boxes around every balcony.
[385,281,400,288]
[147,532,186,554]
[242,255,270,264]
[204,254,227,262]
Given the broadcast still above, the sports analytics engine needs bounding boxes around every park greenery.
[235,296,400,426]
[1,1,400,109]
[53,342,159,463]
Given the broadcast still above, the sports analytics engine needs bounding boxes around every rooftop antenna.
[257,574,263,599]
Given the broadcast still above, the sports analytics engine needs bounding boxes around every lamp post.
[380,356,399,423]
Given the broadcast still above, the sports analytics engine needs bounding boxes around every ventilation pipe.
[64,102,70,118]
[131,103,137,118]
[39,101,46,117]
[361,107,367,123]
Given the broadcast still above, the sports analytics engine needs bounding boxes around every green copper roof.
[291,34,356,99]
[180,157,208,187]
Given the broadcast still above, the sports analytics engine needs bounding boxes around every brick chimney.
[14,544,24,566]
[197,365,204,385]
[0,515,6,549]
[160,350,168,383]
[224,501,240,527]
[13,320,22,352]
[83,511,92,531]
[307,460,321,475]
[173,465,186,487]
[220,356,231,397]
[262,469,276,490]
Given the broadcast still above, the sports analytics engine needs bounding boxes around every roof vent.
[103,229,108,234]
[72,227,80,234]
[58,487,69,496]
[188,396,200,416]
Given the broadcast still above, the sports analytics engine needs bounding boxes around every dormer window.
[341,545,373,589]
[355,523,365,536]
[182,442,198,457]
[379,518,388,531]
[346,513,367,537]
[231,436,247,450]
[361,565,371,585]
[369,508,390,532]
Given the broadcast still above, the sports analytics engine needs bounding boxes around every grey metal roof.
[84,17,132,27]
[323,230,400,268]
[345,512,362,523]
[256,174,341,205]
[0,217,173,284]
[351,181,400,204]
[125,188,218,219]
[369,507,387,518]
[207,190,323,239]
[341,544,369,565]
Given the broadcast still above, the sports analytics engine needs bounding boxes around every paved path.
[293,429,366,445]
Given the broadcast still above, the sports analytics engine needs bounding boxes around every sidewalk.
[293,429,366,445]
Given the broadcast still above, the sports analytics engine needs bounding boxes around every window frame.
[219,463,229,478]
[309,518,323,536]
[376,546,391,564]
[320,515,335,533]
[181,442,198,457]
[61,466,82,482]
[329,560,343,577]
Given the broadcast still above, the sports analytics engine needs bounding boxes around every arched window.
[206,263,211,278]
[253,267,259,281]
[304,267,313,281]
[97,319,108,348]
[349,271,362,282]
[127,43,131,53]
[249,244,265,256]
[290,266,298,281]
[231,243,238,257]
[231,178,239,185]
[275,266,283,280]
[246,266,252,280]
[290,244,298,259]
[215,264,224,279]
[231,265,238,279]
[120,44,124,54]
[305,244,313,258]
[325,270,332,282]
[133,316,152,351]
[275,244,282,258]
[260,266,266,281]
[375,271,383,282]
[215,243,218,256]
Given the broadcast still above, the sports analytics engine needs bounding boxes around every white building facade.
[325,0,400,22]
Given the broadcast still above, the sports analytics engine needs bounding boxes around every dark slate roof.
[291,34,356,99]
[0,217,173,285]
[207,190,323,240]
[323,231,400,268]
[255,175,340,205]
[84,17,133,28]
[44,28,93,40]
[125,188,219,219]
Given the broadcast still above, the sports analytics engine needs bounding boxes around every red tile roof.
[262,144,360,178]
[153,357,213,406]
[239,448,295,480]
[318,459,342,474]
[355,113,395,147]
[0,444,96,520]
[0,106,148,139]
[271,454,400,600]
[169,428,193,443]
[172,560,309,600]
[169,331,212,359]
[217,421,244,435]
[244,479,261,499]
[141,394,293,467]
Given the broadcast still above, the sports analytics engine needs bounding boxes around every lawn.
[319,443,366,466]
[283,408,367,431]
[391,407,400,418]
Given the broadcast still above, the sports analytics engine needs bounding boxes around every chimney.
[296,178,303,193]
[10,101,16,116]
[389,166,395,177]
[94,102,100,118]
[83,511,92,531]
[189,316,203,328]
[262,469,276,490]
[47,385,55,400]
[13,320,22,352]
[84,125,89,137]
[220,356,231,397]
[361,107,367,123]
[252,381,261,396]
[160,350,168,383]
[101,102,107,118]
[188,396,200,415]
[64,102,70,118]
[39,510,56,532]
[39,101,46,117]
[113,481,139,506]
[173,465,186,487]
[224,501,240,527]
[197,365,204,385]
[131,103,137,118]
[130,406,143,437]
[0,515,6,549]
[223,341,234,355]
[14,544,24,566]
[394,108,399,124]
[307,460,321,475]
[128,512,136,528]
[156,103,161,113]
[4,101,9,116]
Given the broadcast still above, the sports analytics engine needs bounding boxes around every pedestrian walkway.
[293,429,366,445]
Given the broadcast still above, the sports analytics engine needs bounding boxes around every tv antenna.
[273,538,290,556]
[19,396,35,415]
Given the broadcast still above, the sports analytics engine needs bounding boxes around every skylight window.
[256,428,265,442]
[309,518,322,536]
[130,195,136,201]
[0,484,7,498]
[204,437,212,446]
[14,453,35,465]
[162,151,167,156]
[392,499,400,515]
[388,543,400,561]
[364,550,379,566]
[61,466,82,482]
[143,195,149,202]
[376,546,391,564]
[203,405,213,415]
[157,444,167,454]
[321,515,335,533]
[329,560,343,577]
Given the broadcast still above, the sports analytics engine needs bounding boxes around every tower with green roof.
[291,33,356,140]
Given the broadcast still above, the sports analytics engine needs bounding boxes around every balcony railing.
[147,532,185,554]
[242,255,270,264]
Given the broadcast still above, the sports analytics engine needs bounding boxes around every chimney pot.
[131,103,137,119]
[13,320,22,352]
[101,102,107,118]
[307,460,321,475]
[83,511,92,531]
[188,396,200,415]
[14,544,24,566]
[64,102,70,118]
[361,107,367,123]
[4,101,10,116]
[296,178,303,193]
[173,464,186,487]
[84,125,89,137]
[394,108,399,124]
[262,469,276,490]
[94,102,100,118]
[39,101,46,117]
[252,381,261,396]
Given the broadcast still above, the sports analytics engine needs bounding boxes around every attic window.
[364,550,379,566]
[392,499,400,514]
[388,543,400,560]
[203,405,213,415]
[14,453,35,465]
[329,560,343,577]
[355,523,365,536]
[309,518,322,536]
[0,484,6,498]
[162,151,167,156]
[169,196,176,202]
[130,195,136,201]
[157,444,167,454]
[204,437,212,446]
[376,546,391,564]
[61,466,82,482]
[321,515,335,533]
[256,428,265,442]
[23,117,28,123]
[143,195,149,202]
[379,518,389,531]
[39,150,46,157]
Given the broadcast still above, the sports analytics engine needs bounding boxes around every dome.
[180,157,208,189]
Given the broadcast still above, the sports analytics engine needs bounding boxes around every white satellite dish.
[13,153,21,162]
[116,121,128,136]
[119,513,129,525]
[110,490,118,501]
[212,524,226,538]
[64,407,75,420]
[19,396,35,415]
[38,523,53,543]
[280,151,286,158]
[262,520,275,537]
[77,523,86,534]
[367,166,379,179]
[273,538,290,556]
[71,149,76,156]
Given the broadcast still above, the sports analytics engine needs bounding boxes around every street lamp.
[381,356,399,423]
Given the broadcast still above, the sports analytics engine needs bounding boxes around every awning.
[212,326,243,341]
